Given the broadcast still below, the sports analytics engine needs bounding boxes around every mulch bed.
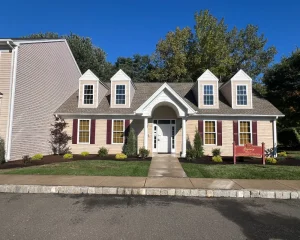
[179,156,300,166]
[0,154,151,170]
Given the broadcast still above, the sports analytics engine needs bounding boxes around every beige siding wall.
[257,120,273,150]
[78,80,98,108]
[185,120,233,156]
[220,82,232,106]
[198,81,219,108]
[110,81,130,108]
[10,41,81,160]
[65,118,274,158]
[232,80,252,109]
[0,51,12,143]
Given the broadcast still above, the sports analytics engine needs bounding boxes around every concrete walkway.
[1,174,300,191]
[147,154,187,177]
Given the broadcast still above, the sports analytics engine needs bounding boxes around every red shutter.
[252,121,258,146]
[198,120,204,142]
[90,119,96,144]
[72,119,78,144]
[217,120,222,146]
[106,120,112,144]
[233,121,239,145]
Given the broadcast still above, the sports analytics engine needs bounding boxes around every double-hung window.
[203,85,214,105]
[237,85,247,105]
[239,121,251,145]
[83,85,94,104]
[204,121,216,145]
[78,120,90,143]
[113,120,124,144]
[116,85,125,104]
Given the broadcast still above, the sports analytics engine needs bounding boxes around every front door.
[157,123,171,153]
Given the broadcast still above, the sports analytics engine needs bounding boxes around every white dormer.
[192,69,219,109]
[78,69,108,108]
[110,69,136,108]
[220,69,253,109]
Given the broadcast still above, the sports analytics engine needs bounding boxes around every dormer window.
[83,85,94,104]
[116,85,125,104]
[237,85,247,105]
[204,85,214,105]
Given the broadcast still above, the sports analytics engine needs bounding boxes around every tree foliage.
[194,130,204,158]
[22,32,113,81]
[263,50,300,128]
[0,137,5,164]
[114,54,154,81]
[49,115,71,155]
[152,10,276,82]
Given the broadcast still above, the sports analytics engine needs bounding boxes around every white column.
[273,118,277,157]
[182,118,186,157]
[144,117,148,149]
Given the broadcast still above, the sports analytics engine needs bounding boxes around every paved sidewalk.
[148,154,187,177]
[0,174,300,191]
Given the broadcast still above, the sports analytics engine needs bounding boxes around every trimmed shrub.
[186,148,197,162]
[22,155,31,164]
[212,148,221,157]
[115,153,127,160]
[63,153,73,159]
[266,157,277,164]
[0,137,5,164]
[81,151,89,157]
[139,147,149,159]
[278,128,300,148]
[123,128,137,157]
[212,155,223,163]
[194,130,204,158]
[98,147,108,157]
[278,151,287,157]
[31,153,43,161]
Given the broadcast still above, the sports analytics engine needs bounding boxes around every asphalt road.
[1,194,300,240]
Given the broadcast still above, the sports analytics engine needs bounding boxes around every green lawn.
[0,160,150,177]
[182,163,300,180]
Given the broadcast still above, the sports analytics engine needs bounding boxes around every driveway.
[1,193,300,240]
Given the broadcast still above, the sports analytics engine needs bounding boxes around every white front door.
[157,124,171,153]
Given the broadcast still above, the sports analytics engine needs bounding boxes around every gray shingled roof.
[55,82,283,116]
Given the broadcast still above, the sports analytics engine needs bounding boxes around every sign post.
[233,142,265,165]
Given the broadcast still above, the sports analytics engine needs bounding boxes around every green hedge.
[278,127,300,148]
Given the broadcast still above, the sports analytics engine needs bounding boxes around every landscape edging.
[0,184,299,199]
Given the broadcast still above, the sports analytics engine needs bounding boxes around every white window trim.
[236,84,248,106]
[112,119,125,144]
[238,120,252,145]
[115,84,126,105]
[203,84,215,106]
[82,84,95,105]
[152,119,176,153]
[203,120,217,146]
[77,119,91,144]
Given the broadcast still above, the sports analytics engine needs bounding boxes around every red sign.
[233,142,265,165]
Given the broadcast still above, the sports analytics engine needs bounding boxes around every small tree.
[123,128,137,157]
[49,115,71,155]
[0,137,5,164]
[194,129,204,158]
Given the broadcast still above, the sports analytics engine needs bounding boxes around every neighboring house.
[0,39,81,161]
[56,68,283,158]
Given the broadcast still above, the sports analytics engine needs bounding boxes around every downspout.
[273,116,278,158]
[5,44,19,161]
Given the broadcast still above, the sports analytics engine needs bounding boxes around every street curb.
[0,184,299,199]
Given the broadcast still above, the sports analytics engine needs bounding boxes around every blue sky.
[1,0,299,64]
